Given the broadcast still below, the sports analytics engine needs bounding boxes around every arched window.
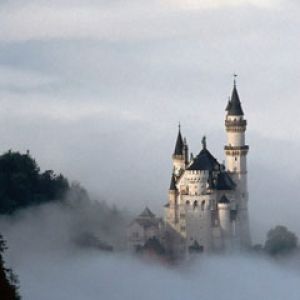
[186,200,190,205]
[193,200,198,209]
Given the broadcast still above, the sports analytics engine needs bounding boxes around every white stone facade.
[164,83,251,255]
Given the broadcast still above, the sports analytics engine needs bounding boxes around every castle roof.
[226,84,244,116]
[138,207,155,218]
[187,148,219,171]
[215,172,236,190]
[174,126,184,156]
[135,218,160,228]
[219,195,230,204]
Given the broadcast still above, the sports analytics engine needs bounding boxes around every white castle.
[128,80,251,256]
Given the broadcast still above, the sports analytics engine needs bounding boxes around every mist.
[1,201,300,300]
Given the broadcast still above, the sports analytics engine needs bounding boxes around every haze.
[0,0,300,243]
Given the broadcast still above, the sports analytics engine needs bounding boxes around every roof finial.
[178,121,181,131]
[202,135,207,150]
[233,73,238,87]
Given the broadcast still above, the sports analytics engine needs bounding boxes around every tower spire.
[202,136,207,150]
[174,124,184,156]
[233,73,238,87]
[226,76,244,116]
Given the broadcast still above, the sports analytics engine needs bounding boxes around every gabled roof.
[169,174,177,190]
[219,195,230,204]
[187,148,219,171]
[139,207,155,218]
[174,127,184,155]
[135,218,159,228]
[226,84,244,116]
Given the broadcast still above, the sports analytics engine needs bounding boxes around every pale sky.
[0,0,300,242]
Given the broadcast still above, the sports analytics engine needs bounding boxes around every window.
[193,200,198,209]
[201,200,205,211]
[180,226,186,232]
[186,200,190,205]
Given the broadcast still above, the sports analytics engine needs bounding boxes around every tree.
[0,234,20,300]
[0,151,70,215]
[264,225,298,256]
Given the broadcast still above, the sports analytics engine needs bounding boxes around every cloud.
[0,0,284,42]
[163,0,282,10]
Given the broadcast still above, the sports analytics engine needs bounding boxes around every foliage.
[264,225,298,256]
[0,234,20,300]
[0,151,69,215]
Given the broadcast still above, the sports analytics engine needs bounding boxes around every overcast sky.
[1,0,300,242]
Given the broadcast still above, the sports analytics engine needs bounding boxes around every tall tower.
[172,124,188,176]
[224,79,251,247]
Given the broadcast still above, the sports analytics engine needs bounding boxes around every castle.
[127,80,251,255]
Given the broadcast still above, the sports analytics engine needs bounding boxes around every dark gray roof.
[215,172,236,190]
[169,174,177,190]
[139,207,155,218]
[219,195,230,204]
[174,128,184,155]
[226,85,244,116]
[187,148,219,171]
[135,218,159,228]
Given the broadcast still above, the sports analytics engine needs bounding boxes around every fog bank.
[1,203,300,300]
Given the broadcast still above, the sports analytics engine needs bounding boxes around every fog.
[1,202,300,300]
[1,0,300,297]
[0,0,300,243]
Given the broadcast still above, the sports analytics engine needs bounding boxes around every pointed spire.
[201,136,207,150]
[173,124,184,156]
[227,76,244,116]
[225,96,231,111]
[169,174,177,191]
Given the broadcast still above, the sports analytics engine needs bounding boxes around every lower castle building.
[128,81,251,255]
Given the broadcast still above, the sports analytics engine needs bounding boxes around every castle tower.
[224,79,251,248]
[218,195,232,249]
[172,124,188,176]
[167,174,178,225]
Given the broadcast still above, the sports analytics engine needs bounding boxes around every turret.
[167,173,178,225]
[224,79,249,175]
[172,124,186,176]
[218,195,231,237]
[224,77,251,248]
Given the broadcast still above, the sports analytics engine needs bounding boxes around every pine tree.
[0,234,20,300]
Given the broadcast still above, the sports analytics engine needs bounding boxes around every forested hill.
[0,150,70,215]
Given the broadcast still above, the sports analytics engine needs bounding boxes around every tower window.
[235,157,237,161]
[201,200,205,211]
[193,200,198,209]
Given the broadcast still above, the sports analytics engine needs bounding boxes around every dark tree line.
[0,151,69,215]
[264,225,298,256]
[0,235,20,300]
[253,225,298,257]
